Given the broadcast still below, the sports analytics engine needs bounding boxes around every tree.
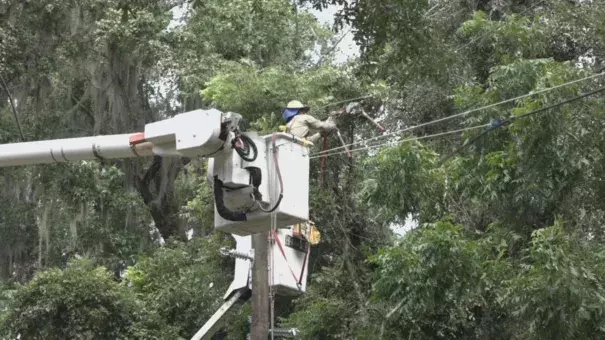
[3,0,605,338]
[124,235,249,339]
[1,258,178,339]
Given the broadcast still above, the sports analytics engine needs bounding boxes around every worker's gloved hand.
[331,108,346,116]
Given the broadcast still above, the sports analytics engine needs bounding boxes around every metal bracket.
[220,246,254,261]
[270,328,300,338]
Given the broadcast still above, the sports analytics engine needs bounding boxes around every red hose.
[320,136,328,185]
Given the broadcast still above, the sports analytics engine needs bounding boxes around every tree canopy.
[2,0,605,338]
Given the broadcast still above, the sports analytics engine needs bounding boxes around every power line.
[313,86,605,160]
[309,124,490,159]
[312,71,605,157]
[314,27,353,67]
[438,86,605,164]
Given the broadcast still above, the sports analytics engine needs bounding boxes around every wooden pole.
[250,232,269,339]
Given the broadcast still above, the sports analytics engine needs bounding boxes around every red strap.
[273,230,301,285]
[320,136,328,185]
[129,132,146,145]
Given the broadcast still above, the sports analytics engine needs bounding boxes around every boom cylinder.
[0,134,155,167]
[0,109,233,168]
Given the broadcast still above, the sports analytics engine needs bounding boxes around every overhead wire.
[309,124,490,159]
[314,27,353,67]
[439,86,605,163]
[311,71,605,157]
[314,86,605,160]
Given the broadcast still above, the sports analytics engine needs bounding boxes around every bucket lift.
[208,133,312,235]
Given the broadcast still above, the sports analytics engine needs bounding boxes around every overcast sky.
[307,5,359,64]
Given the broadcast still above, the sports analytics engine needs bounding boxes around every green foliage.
[284,296,351,339]
[1,258,178,339]
[3,0,605,338]
[124,234,247,338]
[502,221,605,339]
[458,10,549,69]
[367,220,605,340]
[363,141,445,224]
[202,63,363,122]
[369,221,493,339]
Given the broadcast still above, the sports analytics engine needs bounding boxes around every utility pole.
[250,232,269,339]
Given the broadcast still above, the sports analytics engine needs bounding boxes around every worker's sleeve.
[307,132,321,144]
[305,115,336,132]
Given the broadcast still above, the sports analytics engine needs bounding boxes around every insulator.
[219,247,253,261]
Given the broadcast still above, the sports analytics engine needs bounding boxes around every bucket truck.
[0,108,313,339]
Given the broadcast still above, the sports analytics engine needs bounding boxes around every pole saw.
[319,101,385,185]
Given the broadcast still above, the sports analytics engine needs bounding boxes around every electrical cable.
[439,86,605,164]
[309,124,490,159]
[314,27,353,67]
[311,71,605,157]
[234,134,258,162]
[315,86,605,160]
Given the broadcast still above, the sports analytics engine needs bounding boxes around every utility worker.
[282,100,337,144]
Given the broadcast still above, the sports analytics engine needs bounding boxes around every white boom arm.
[0,109,239,167]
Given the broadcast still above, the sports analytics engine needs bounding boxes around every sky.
[307,5,360,64]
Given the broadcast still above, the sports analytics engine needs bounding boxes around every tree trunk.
[134,156,189,241]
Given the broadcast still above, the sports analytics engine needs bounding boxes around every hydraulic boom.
[0,109,234,166]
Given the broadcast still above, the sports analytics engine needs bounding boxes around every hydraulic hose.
[259,133,283,213]
[213,176,247,221]
[234,134,258,162]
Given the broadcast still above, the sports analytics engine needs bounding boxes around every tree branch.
[0,73,25,141]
